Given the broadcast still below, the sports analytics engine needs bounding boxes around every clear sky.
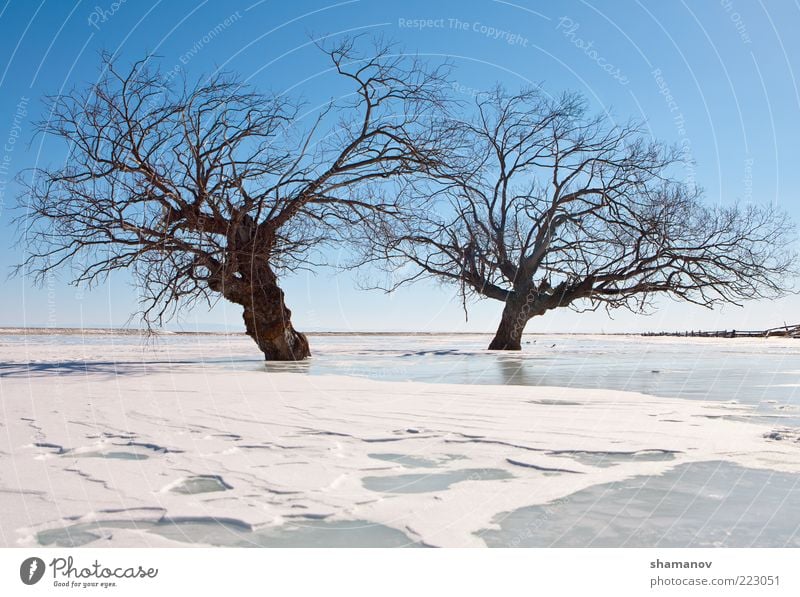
[0,0,798,334]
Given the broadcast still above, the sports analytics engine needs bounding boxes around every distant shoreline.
[0,327,608,337]
[0,326,796,338]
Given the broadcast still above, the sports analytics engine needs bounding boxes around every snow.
[0,333,798,547]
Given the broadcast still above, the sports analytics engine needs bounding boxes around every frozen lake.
[6,332,798,422]
[1,331,798,547]
[297,334,800,421]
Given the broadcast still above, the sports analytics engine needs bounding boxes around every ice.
[548,449,678,468]
[362,468,513,493]
[168,476,233,495]
[1,332,799,547]
[77,451,150,461]
[38,518,422,548]
[478,461,800,547]
[367,453,443,468]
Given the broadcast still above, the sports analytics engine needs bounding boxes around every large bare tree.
[364,88,797,350]
[15,40,449,360]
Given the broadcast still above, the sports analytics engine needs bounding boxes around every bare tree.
[15,39,449,360]
[364,87,797,350]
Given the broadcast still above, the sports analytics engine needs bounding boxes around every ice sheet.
[1,333,798,547]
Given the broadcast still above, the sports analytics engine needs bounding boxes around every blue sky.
[0,0,798,333]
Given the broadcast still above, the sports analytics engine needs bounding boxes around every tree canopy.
[16,39,451,359]
[361,88,797,349]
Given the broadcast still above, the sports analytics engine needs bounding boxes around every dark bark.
[210,258,310,361]
[239,281,310,361]
[488,290,537,351]
[488,313,524,350]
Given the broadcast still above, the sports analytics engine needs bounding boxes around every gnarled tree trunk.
[239,280,310,361]
[488,305,526,350]
[488,318,524,350]
[488,289,541,351]
[210,259,310,361]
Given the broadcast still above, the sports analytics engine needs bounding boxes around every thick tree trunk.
[239,280,310,361]
[488,290,537,351]
[212,258,310,361]
[488,308,525,350]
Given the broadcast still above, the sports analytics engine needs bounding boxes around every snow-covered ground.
[0,332,798,547]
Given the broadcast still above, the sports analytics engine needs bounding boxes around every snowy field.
[0,331,798,548]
